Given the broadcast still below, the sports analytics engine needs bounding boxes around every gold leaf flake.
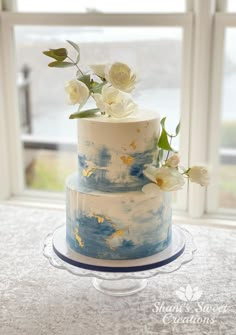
[93,214,105,223]
[120,155,134,166]
[74,228,84,248]
[129,141,137,150]
[82,168,95,177]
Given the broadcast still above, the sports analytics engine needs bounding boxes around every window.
[227,0,236,11]
[205,7,236,216]
[15,26,183,192]
[0,0,235,219]
[219,28,236,209]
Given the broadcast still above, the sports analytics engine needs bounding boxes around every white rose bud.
[89,64,106,78]
[166,154,180,168]
[93,85,137,118]
[105,62,136,92]
[65,79,89,105]
[143,165,185,192]
[188,166,210,186]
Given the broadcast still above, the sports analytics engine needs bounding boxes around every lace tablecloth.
[0,204,235,335]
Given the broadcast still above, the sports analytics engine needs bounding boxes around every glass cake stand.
[43,225,196,296]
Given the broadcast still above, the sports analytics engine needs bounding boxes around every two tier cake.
[66,112,172,260]
[43,42,209,265]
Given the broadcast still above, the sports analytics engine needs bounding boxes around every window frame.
[0,1,235,220]
[207,11,236,215]
[0,11,193,209]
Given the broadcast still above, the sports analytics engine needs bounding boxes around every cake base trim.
[53,225,185,272]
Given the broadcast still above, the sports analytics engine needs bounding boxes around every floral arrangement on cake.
[43,41,209,192]
[43,40,137,120]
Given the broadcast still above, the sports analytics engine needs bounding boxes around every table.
[0,204,235,335]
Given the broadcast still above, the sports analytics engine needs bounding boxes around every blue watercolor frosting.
[66,175,172,260]
[77,145,155,192]
[78,155,88,169]
[66,210,171,260]
[94,146,111,167]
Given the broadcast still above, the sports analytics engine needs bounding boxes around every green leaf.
[175,122,180,136]
[48,61,74,68]
[161,116,180,138]
[43,48,67,61]
[160,117,167,129]
[66,40,80,63]
[158,128,174,151]
[78,74,91,89]
[66,40,80,53]
[69,108,100,119]
[50,48,67,55]
[76,70,83,77]
[184,168,191,175]
[91,81,107,94]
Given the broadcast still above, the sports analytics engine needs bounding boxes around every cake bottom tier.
[66,174,172,260]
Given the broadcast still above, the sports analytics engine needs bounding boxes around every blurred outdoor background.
[14,1,236,209]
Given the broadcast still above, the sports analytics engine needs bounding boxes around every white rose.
[166,154,180,168]
[143,165,185,192]
[93,85,137,118]
[105,62,136,92]
[90,64,106,78]
[65,79,89,105]
[187,166,210,186]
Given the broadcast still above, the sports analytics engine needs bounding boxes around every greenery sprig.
[43,40,108,119]
[157,117,180,166]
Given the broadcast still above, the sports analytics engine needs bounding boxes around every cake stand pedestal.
[43,225,196,296]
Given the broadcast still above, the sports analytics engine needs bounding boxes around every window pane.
[220,28,236,209]
[227,0,236,11]
[15,26,183,192]
[16,0,185,13]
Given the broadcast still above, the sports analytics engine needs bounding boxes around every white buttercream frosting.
[77,110,160,192]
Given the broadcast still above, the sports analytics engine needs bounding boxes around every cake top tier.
[78,110,158,124]
[76,110,159,193]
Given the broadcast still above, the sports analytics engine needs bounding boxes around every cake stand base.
[92,278,148,296]
[43,225,196,297]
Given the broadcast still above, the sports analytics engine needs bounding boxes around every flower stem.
[66,56,104,115]
[67,55,84,76]
[165,136,173,161]
[183,168,191,175]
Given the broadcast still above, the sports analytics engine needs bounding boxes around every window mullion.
[188,0,216,218]
[176,14,193,211]
[2,12,191,27]
[216,0,228,12]
[1,18,24,197]
[207,16,225,213]
[0,15,11,199]
[186,0,194,12]
[2,0,17,11]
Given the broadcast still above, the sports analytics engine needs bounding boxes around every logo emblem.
[175,285,202,302]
